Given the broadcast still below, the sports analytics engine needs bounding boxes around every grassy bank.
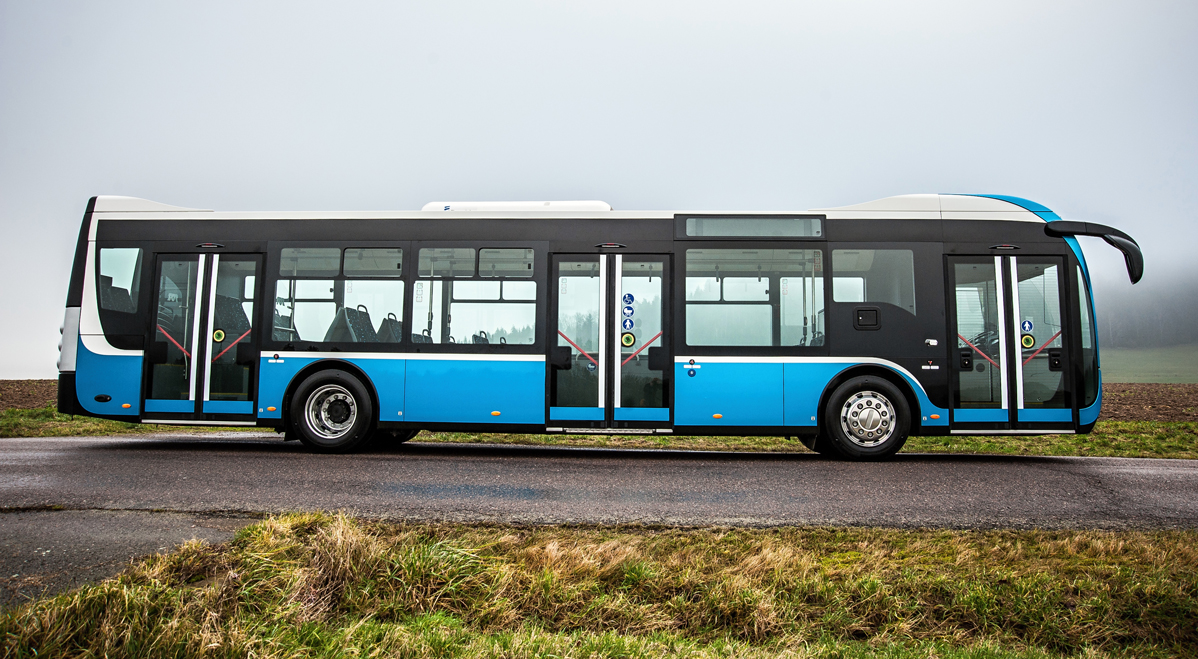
[419,420,1198,460]
[4,405,1197,460]
[0,405,262,438]
[4,513,1195,657]
[1101,344,1198,383]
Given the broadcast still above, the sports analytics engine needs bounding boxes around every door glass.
[554,260,602,407]
[618,260,665,409]
[149,257,202,401]
[1016,262,1066,407]
[954,262,1004,408]
[207,259,258,402]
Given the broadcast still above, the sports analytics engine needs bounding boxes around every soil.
[3,380,1195,422]
[1100,383,1198,422]
[0,380,58,411]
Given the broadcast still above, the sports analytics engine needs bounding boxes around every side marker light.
[930,414,940,419]
[491,411,501,416]
[712,413,723,419]
[121,403,132,409]
[267,406,277,412]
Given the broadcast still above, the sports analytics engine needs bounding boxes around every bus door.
[948,256,1071,430]
[144,253,263,420]
[548,254,671,429]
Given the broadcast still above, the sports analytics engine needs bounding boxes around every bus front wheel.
[290,370,375,454]
[823,376,910,460]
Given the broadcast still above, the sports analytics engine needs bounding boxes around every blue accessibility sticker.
[622,293,635,305]
[622,306,634,318]
[1021,320,1034,333]
[586,362,597,372]
[622,318,634,330]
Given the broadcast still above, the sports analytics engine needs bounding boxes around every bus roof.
[88,193,1052,223]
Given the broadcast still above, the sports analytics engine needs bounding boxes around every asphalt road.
[4,434,1197,529]
[5,433,1197,605]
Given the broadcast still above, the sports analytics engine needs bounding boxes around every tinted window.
[280,248,340,277]
[98,248,142,313]
[832,249,916,315]
[685,216,822,237]
[418,248,474,277]
[344,248,403,277]
[685,249,824,347]
[479,248,534,277]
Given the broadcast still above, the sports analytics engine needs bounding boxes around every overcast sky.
[1,0,1195,378]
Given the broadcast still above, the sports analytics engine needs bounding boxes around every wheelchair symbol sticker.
[1021,320,1034,333]
[622,293,634,305]
[622,318,634,331]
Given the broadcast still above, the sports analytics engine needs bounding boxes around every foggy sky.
[1,0,1195,378]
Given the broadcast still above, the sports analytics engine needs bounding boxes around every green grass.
[418,421,1198,460]
[0,405,260,438]
[3,513,1195,657]
[5,405,1196,460]
[1101,345,1198,383]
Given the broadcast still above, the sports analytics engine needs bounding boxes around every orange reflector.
[267,406,277,412]
[121,403,131,409]
[491,411,501,416]
[713,413,723,419]
[930,414,940,419]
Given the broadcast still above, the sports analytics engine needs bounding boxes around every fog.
[1,1,1195,377]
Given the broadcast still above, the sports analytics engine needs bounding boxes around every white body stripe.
[262,351,545,362]
[613,254,622,409]
[188,256,207,401]
[202,254,219,402]
[597,255,608,408]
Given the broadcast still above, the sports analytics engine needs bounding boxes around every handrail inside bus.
[1044,221,1143,284]
[156,324,190,358]
[1022,330,1063,365]
[556,331,599,367]
[957,334,999,368]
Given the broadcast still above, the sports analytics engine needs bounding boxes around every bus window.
[1077,266,1098,407]
[832,249,916,315]
[685,249,824,347]
[416,248,536,345]
[685,216,822,237]
[98,248,142,313]
[274,247,405,343]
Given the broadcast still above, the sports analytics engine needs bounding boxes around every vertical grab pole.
[994,255,1009,411]
[613,254,623,410]
[188,255,208,402]
[1009,256,1024,412]
[597,255,607,410]
[202,254,220,403]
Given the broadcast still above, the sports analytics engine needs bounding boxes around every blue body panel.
[782,362,850,427]
[675,362,783,426]
[203,401,255,415]
[550,406,604,421]
[145,399,194,414]
[614,407,670,422]
[405,360,544,424]
[75,338,141,416]
[257,356,407,420]
[1018,408,1073,423]
[1080,371,1102,426]
[953,408,1009,423]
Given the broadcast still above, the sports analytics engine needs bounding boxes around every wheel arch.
[816,364,922,434]
[281,359,381,434]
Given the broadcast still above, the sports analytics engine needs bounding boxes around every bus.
[56,193,1143,459]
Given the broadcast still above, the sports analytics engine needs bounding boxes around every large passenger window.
[415,248,536,345]
[832,249,916,315]
[1077,266,1098,408]
[98,248,142,313]
[685,249,824,347]
[274,247,405,344]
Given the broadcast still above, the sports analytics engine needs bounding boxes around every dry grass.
[3,514,1196,658]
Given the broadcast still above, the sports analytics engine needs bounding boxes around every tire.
[798,433,842,457]
[823,376,910,460]
[290,369,375,454]
[373,429,420,445]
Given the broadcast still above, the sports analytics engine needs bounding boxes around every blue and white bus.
[56,194,1142,459]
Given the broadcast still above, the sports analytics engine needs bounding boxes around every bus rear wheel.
[290,370,375,454]
[823,376,910,460]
